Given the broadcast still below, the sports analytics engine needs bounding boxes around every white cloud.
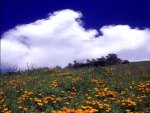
[1,9,150,69]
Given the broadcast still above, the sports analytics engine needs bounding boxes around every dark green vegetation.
[0,61,150,113]
[67,53,129,68]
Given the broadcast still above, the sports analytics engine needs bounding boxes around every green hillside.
[0,61,150,113]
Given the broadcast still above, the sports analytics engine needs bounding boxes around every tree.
[122,60,129,64]
[97,57,107,66]
[67,53,129,68]
[106,53,122,65]
[67,63,73,68]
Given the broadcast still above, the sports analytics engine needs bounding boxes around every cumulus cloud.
[1,9,150,69]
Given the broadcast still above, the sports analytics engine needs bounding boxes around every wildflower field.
[0,61,150,113]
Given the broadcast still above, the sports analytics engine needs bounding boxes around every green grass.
[0,61,150,113]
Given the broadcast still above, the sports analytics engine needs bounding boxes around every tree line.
[67,53,129,68]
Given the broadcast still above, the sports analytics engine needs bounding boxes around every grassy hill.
[0,61,150,113]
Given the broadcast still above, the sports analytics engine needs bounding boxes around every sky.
[1,0,150,70]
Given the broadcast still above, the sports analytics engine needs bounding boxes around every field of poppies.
[0,61,150,113]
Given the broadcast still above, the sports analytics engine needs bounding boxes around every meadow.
[0,61,150,113]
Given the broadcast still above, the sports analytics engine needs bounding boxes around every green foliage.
[0,61,150,113]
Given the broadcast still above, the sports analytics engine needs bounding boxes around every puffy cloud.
[1,9,150,69]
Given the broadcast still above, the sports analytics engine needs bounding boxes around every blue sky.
[1,0,150,34]
[1,0,150,69]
